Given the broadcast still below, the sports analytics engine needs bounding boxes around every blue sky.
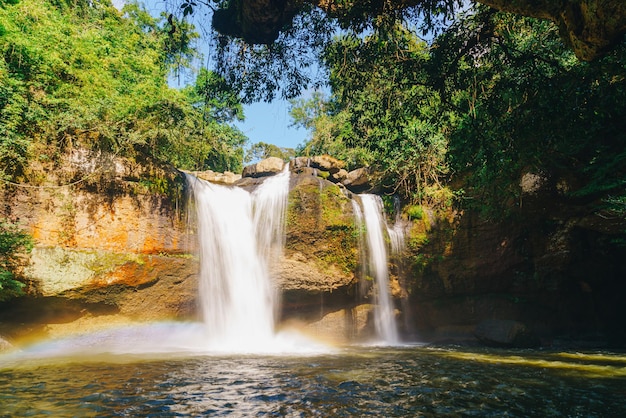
[235,101,309,151]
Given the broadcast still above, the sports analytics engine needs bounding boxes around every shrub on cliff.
[0,219,32,301]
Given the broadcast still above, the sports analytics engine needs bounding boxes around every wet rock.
[274,251,355,294]
[308,305,373,343]
[280,172,359,329]
[475,319,540,348]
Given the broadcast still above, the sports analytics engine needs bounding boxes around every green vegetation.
[438,10,626,215]
[0,0,247,182]
[286,182,357,275]
[405,205,424,220]
[290,8,626,221]
[290,22,454,207]
[0,0,251,300]
[0,219,32,301]
[1,0,624,297]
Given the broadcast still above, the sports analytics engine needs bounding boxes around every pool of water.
[1,343,625,417]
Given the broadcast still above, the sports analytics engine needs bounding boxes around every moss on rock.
[285,174,358,283]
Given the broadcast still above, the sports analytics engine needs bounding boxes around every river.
[1,344,625,416]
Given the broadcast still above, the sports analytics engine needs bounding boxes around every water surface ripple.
[1,345,625,417]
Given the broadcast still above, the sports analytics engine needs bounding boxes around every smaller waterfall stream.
[186,168,290,351]
[353,194,404,344]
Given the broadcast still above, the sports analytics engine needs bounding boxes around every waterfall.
[185,168,290,351]
[352,194,402,344]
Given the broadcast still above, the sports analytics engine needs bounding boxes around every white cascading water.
[353,194,401,344]
[186,168,290,351]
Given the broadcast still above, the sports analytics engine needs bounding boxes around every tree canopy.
[290,8,626,218]
[190,0,626,61]
[0,0,248,180]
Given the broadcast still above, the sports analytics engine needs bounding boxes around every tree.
[293,22,453,205]
[431,9,626,215]
[0,0,248,177]
[174,0,626,61]
[291,8,626,217]
[244,142,295,163]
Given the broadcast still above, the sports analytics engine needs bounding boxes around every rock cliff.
[403,178,626,347]
[0,150,197,343]
[1,153,624,348]
[0,153,378,345]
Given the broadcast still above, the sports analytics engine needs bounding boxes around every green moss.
[320,185,352,227]
[286,182,358,276]
[86,251,145,275]
[408,232,429,250]
[317,170,330,179]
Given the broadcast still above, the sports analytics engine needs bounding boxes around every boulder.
[342,167,371,190]
[290,156,312,170]
[242,157,285,178]
[310,155,345,174]
[330,168,348,183]
[519,172,546,195]
[301,304,374,344]
[474,319,540,348]
[274,251,355,294]
[291,167,318,177]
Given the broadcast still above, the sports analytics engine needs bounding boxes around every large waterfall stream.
[186,169,289,351]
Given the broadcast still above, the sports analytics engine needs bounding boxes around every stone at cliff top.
[190,170,241,184]
[242,157,285,178]
[310,155,345,174]
[342,167,371,191]
[290,155,345,174]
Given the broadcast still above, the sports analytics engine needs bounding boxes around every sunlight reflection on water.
[0,346,626,417]
[1,328,625,417]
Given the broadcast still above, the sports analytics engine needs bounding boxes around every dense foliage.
[0,0,247,180]
[291,8,626,217]
[212,5,336,102]
[436,9,626,215]
[161,0,465,102]
[291,24,453,206]
[0,219,32,301]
